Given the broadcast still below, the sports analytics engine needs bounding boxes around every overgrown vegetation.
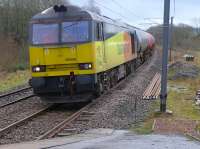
[0,0,102,72]
[130,101,159,134]
[131,50,200,134]
[168,79,200,120]
[0,70,30,92]
[167,53,200,120]
[132,77,200,134]
[148,24,200,50]
[0,0,70,71]
[131,119,154,134]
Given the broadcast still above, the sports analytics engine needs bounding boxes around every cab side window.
[96,22,104,41]
[130,33,135,54]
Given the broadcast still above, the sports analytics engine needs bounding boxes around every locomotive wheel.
[94,81,104,97]
[110,74,115,88]
[112,73,118,87]
[130,63,134,73]
[104,73,111,90]
[140,55,144,64]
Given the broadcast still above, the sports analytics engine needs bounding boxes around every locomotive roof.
[31,5,131,27]
[31,5,92,21]
[30,5,148,33]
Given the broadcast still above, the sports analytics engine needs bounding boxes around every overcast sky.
[70,0,200,29]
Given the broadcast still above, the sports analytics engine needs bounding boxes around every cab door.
[101,23,106,63]
[95,22,106,72]
[130,31,138,59]
[134,30,139,57]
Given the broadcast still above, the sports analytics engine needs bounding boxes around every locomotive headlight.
[88,64,92,69]
[35,67,41,72]
[32,66,46,72]
[79,63,93,70]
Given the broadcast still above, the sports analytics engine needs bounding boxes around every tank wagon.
[29,5,155,103]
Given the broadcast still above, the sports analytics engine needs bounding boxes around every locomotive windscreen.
[32,21,90,45]
[62,21,89,43]
[32,24,59,45]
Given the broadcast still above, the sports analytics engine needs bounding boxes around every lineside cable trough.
[143,73,161,100]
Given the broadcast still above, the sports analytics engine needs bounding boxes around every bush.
[8,63,28,72]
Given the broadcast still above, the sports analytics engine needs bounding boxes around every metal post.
[160,0,170,112]
[169,17,174,62]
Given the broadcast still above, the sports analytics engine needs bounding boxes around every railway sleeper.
[63,128,77,132]
[76,118,90,122]
[57,132,75,137]
[81,111,95,115]
[79,114,93,118]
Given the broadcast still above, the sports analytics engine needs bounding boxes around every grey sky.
[69,0,200,29]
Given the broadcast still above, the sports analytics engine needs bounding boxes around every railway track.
[36,60,151,140]
[37,102,95,140]
[0,86,32,98]
[0,61,145,143]
[0,104,80,144]
[0,52,155,144]
[0,105,52,135]
[0,86,35,108]
[36,55,154,141]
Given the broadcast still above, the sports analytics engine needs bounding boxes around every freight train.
[29,5,155,103]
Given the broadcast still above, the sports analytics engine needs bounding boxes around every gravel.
[0,103,85,145]
[0,49,161,144]
[0,97,48,129]
[68,50,161,131]
[0,88,33,107]
[0,104,82,145]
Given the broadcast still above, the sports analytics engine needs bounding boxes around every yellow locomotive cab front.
[29,17,102,102]
[30,43,96,77]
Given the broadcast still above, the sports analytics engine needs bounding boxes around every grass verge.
[131,119,154,134]
[131,70,200,135]
[130,101,159,134]
[167,78,200,120]
[0,70,30,92]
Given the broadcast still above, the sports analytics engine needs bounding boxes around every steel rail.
[0,86,32,98]
[37,103,93,140]
[0,94,35,109]
[37,51,155,140]
[37,61,149,140]
[0,105,52,135]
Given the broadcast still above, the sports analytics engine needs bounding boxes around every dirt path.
[153,118,200,140]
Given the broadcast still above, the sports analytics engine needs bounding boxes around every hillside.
[148,24,200,50]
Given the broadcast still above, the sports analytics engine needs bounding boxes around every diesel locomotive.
[29,5,155,103]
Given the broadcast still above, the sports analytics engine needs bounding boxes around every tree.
[148,23,200,50]
[0,0,70,71]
